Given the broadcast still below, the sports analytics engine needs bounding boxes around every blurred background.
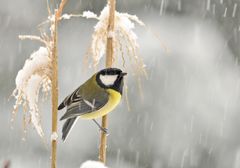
[1,0,240,167]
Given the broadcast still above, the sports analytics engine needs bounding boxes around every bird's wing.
[58,86,81,110]
[62,117,78,142]
[59,85,109,120]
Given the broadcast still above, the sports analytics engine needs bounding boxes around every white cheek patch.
[100,74,118,86]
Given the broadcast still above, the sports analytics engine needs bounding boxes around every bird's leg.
[92,119,108,134]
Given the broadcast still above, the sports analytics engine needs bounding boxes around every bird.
[58,68,127,142]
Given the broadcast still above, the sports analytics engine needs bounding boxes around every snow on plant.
[61,4,146,76]
[12,1,68,167]
[51,132,58,141]
[12,46,52,137]
[85,4,146,75]
[79,160,108,168]
[11,15,56,138]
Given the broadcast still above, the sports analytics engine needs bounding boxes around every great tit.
[58,68,127,141]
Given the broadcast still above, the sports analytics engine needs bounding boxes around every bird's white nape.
[99,74,118,86]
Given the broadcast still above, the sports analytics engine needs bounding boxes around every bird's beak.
[121,72,127,77]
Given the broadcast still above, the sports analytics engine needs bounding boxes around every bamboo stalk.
[99,0,116,164]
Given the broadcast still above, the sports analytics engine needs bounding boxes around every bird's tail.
[62,117,78,142]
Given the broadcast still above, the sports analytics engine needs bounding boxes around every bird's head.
[96,68,127,94]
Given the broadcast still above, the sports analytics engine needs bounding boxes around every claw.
[100,127,108,134]
[92,119,109,134]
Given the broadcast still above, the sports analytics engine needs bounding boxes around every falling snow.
[1,0,240,168]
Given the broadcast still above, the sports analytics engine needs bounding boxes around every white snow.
[26,74,44,137]
[80,160,108,168]
[232,3,238,18]
[81,4,145,66]
[82,11,98,19]
[60,11,98,21]
[51,132,58,141]
[13,46,51,138]
[48,15,55,22]
[107,31,115,38]
[15,47,50,88]
[61,14,71,20]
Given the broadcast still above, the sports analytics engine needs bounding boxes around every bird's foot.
[92,119,109,135]
[99,127,108,134]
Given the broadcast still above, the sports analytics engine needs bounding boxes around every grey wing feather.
[58,95,69,110]
[60,100,92,120]
[58,86,81,110]
[62,117,78,142]
[59,87,109,120]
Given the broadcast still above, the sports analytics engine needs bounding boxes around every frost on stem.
[51,132,58,141]
[80,4,146,76]
[12,47,52,138]
[80,160,108,168]
[82,11,98,19]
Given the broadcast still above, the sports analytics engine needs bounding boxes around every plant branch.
[56,0,69,18]
[51,10,58,168]
[99,0,116,164]
[19,35,48,46]
[50,1,68,168]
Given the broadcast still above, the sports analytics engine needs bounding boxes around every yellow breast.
[80,89,121,119]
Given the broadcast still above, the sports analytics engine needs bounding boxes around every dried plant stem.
[51,1,68,168]
[99,0,116,164]
[56,0,69,18]
[51,11,58,168]
[18,35,48,46]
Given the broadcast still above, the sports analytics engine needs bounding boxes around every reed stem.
[99,0,116,164]
[51,1,68,167]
